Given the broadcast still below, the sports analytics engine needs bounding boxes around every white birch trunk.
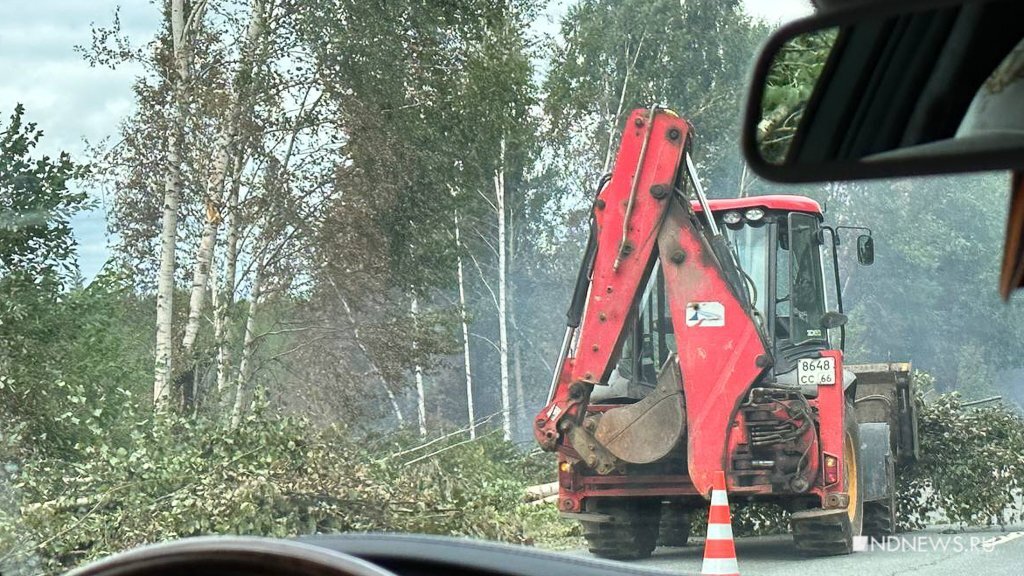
[181,217,219,356]
[181,1,263,361]
[230,254,264,428]
[154,133,181,408]
[154,0,190,407]
[206,251,222,408]
[454,210,475,438]
[601,36,645,174]
[384,387,404,426]
[738,161,750,198]
[327,277,404,424]
[412,296,427,437]
[495,138,512,441]
[216,152,243,396]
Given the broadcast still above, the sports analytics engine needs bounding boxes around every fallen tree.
[524,482,558,503]
[898,391,1024,529]
[0,406,555,575]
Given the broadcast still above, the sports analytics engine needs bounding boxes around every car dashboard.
[63,533,675,576]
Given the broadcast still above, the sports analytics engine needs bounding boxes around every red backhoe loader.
[534,108,919,558]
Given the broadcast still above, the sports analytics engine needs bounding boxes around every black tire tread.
[581,499,661,560]
[791,402,863,556]
[791,511,854,556]
[658,502,692,547]
[863,500,896,536]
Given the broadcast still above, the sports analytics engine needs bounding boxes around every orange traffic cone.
[701,471,739,576]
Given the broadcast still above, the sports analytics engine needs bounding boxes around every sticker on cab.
[686,302,725,327]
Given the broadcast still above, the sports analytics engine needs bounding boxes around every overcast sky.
[0,1,159,280]
[0,0,813,281]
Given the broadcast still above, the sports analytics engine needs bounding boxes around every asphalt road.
[578,525,1024,576]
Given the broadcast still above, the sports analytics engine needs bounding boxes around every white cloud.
[0,2,156,157]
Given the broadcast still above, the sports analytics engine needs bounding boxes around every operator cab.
[718,196,832,366]
[600,195,866,403]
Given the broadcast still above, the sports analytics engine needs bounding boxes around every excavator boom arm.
[534,109,771,496]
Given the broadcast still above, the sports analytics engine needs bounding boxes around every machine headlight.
[744,208,765,221]
[722,211,742,225]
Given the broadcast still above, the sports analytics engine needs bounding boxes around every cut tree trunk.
[528,494,559,506]
[524,482,559,502]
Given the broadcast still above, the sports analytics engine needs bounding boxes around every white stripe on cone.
[711,490,729,506]
[701,557,740,575]
[705,523,734,540]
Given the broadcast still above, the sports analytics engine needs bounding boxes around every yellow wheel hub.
[843,432,858,523]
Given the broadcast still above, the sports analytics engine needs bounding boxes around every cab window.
[786,213,828,346]
[616,262,669,385]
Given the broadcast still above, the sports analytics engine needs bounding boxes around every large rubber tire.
[792,403,864,556]
[863,457,897,537]
[658,502,693,547]
[581,498,661,560]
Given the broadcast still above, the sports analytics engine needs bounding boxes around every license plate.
[797,357,836,386]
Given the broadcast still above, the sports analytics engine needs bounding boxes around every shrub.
[898,392,1024,530]
[0,405,542,575]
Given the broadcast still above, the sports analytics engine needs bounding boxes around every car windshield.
[3,1,1024,575]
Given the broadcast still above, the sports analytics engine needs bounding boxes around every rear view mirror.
[857,235,874,266]
[743,0,1024,183]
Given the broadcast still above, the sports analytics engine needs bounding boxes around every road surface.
[576,525,1024,575]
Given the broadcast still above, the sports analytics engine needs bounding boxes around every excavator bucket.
[849,362,920,465]
[593,354,686,464]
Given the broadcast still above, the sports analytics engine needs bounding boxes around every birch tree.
[292,0,537,432]
[180,0,268,374]
[494,139,512,440]
[214,151,245,396]
[411,295,427,437]
[545,0,768,198]
[154,0,203,407]
[99,0,545,428]
[90,0,268,410]
[230,236,265,427]
[454,209,476,438]
[451,4,538,441]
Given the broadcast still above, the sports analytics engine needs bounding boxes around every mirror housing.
[821,311,849,330]
[857,235,874,265]
[742,0,1024,183]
